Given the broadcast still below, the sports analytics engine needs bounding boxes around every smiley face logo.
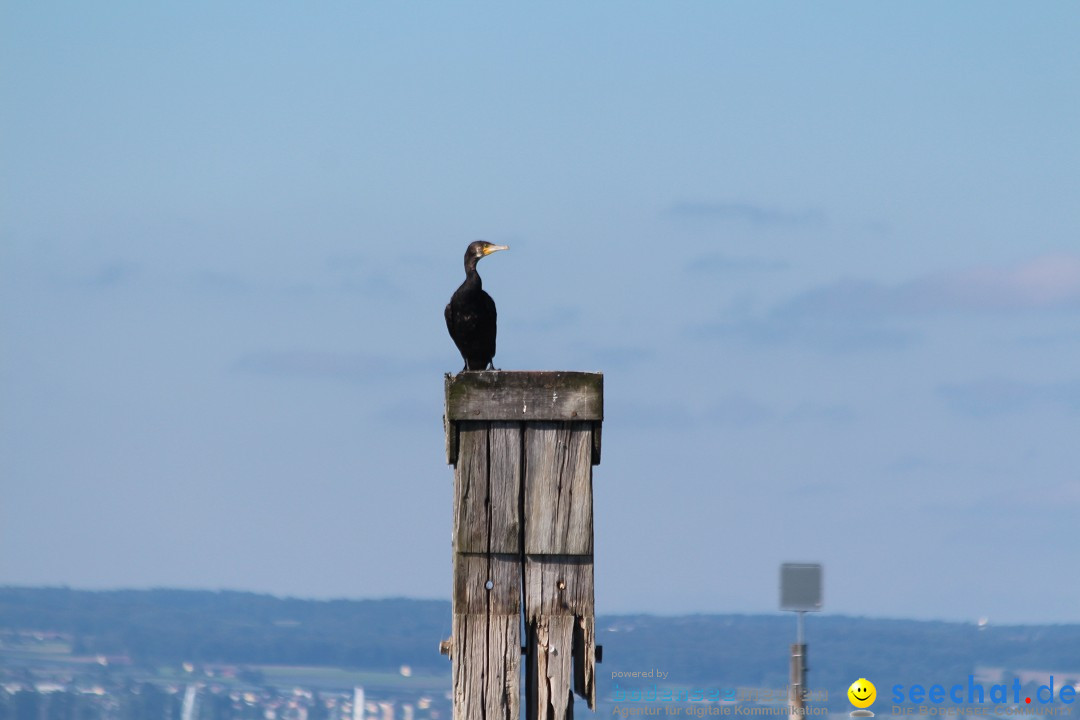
[848,679,876,709]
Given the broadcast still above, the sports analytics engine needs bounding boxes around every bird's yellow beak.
[483,244,509,255]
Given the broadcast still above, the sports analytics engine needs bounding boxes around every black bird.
[445,240,509,372]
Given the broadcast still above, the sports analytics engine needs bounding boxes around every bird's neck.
[463,260,482,289]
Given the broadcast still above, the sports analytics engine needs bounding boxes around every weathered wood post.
[443,371,603,720]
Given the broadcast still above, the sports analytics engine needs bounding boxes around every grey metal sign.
[780,563,823,612]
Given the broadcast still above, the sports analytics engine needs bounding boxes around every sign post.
[780,563,823,720]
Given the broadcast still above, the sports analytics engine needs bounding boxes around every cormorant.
[445,240,509,372]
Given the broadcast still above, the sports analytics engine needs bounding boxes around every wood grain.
[524,423,594,556]
[525,615,577,720]
[452,613,520,720]
[452,422,488,554]
[524,555,596,711]
[489,422,523,554]
[452,553,521,720]
[522,555,594,617]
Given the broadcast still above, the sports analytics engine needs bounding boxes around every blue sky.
[2,2,1079,624]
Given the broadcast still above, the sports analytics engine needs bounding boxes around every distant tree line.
[0,587,450,672]
[598,613,1080,695]
[3,586,1080,696]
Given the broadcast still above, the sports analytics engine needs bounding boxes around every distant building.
[181,685,199,720]
[352,688,364,720]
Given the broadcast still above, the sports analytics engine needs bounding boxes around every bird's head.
[467,240,509,262]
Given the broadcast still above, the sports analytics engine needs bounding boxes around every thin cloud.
[702,394,773,425]
[513,305,582,332]
[779,254,1080,319]
[606,401,696,430]
[783,402,856,424]
[339,271,406,298]
[568,344,654,370]
[684,253,790,275]
[926,482,1080,517]
[378,399,438,425]
[186,270,249,294]
[606,395,851,430]
[322,253,412,298]
[1018,330,1080,347]
[694,254,1080,352]
[790,482,843,498]
[937,378,1080,417]
[234,351,432,383]
[695,315,916,353]
[666,201,825,227]
[55,261,140,290]
[91,262,138,288]
[884,455,944,476]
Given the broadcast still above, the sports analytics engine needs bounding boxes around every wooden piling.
[444,371,603,720]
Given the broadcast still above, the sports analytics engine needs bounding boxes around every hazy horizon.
[7,583,1076,629]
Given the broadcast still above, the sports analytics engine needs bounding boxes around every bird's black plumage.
[445,241,509,372]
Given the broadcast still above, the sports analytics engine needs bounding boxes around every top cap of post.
[444,371,603,422]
